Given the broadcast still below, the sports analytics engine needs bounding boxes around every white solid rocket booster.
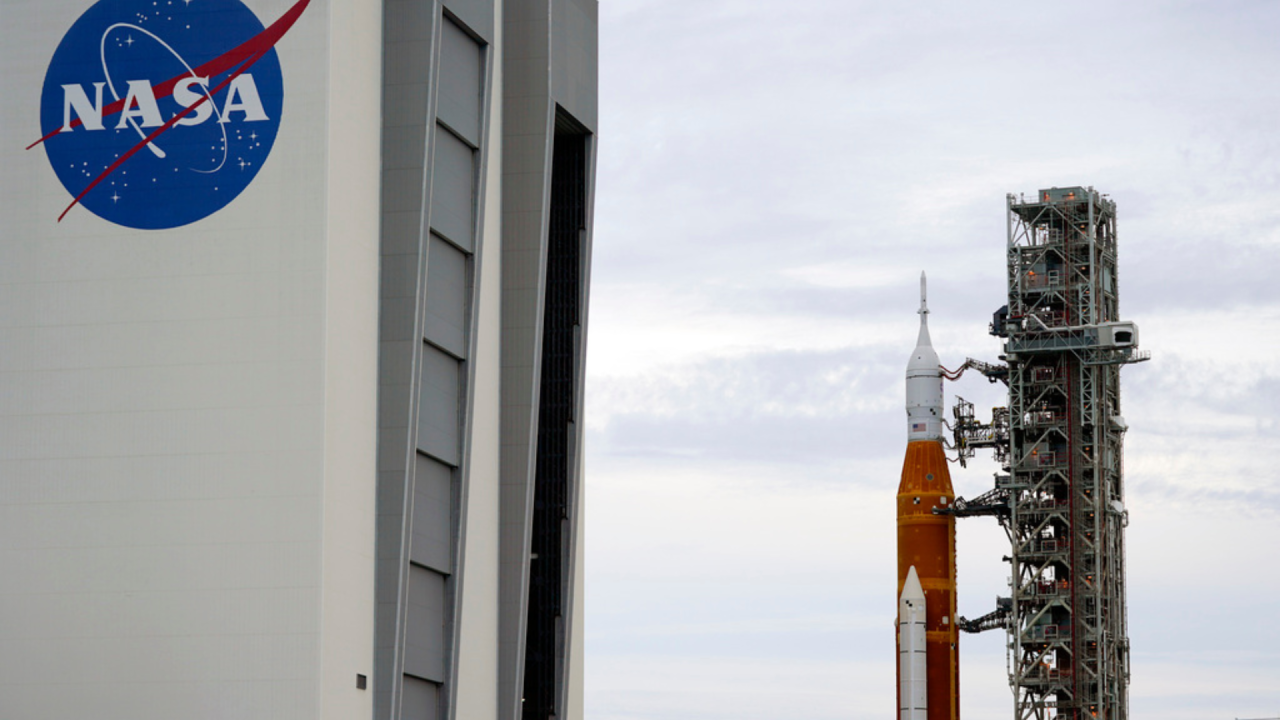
[899,565,927,720]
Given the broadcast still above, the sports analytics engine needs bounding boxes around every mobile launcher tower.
[948,187,1148,720]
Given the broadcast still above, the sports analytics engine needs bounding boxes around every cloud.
[589,345,930,477]
[1123,353,1280,516]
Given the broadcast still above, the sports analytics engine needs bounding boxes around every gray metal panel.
[377,471,410,564]
[402,675,442,720]
[437,18,483,147]
[383,211,425,255]
[385,0,434,44]
[411,453,453,574]
[442,0,494,42]
[404,565,447,683]
[424,233,469,358]
[550,0,598,131]
[384,38,434,87]
[380,297,418,346]
[385,81,431,129]
[417,342,460,467]
[429,126,476,252]
[499,4,552,717]
[382,251,423,302]
[383,167,427,215]
[384,124,428,171]
[378,3,443,720]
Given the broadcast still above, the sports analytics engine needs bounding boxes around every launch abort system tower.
[997,187,1144,720]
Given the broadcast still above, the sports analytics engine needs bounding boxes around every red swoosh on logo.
[30,0,312,222]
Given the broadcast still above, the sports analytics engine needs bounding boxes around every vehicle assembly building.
[899,187,1146,720]
[0,1,597,719]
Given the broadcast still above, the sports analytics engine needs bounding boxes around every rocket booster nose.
[899,565,925,606]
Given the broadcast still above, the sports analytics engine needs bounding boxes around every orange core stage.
[897,438,959,720]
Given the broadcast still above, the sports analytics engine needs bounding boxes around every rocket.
[896,273,959,720]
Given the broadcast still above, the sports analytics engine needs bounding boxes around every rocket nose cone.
[907,277,938,374]
[900,565,925,602]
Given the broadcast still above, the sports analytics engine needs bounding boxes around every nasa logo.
[32,0,311,229]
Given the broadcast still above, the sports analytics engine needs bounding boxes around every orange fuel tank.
[897,439,958,720]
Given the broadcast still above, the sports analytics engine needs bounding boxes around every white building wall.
[0,1,378,718]
[319,0,382,717]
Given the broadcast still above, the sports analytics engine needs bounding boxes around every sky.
[582,2,1280,719]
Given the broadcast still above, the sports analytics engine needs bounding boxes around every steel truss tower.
[997,187,1145,720]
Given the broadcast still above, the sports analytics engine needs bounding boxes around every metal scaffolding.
[946,187,1147,720]
[999,187,1145,720]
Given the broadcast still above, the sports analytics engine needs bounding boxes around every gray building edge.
[373,0,597,719]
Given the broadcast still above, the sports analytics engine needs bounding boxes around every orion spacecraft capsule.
[896,273,959,720]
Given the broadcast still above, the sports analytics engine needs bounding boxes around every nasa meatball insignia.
[32,0,311,229]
